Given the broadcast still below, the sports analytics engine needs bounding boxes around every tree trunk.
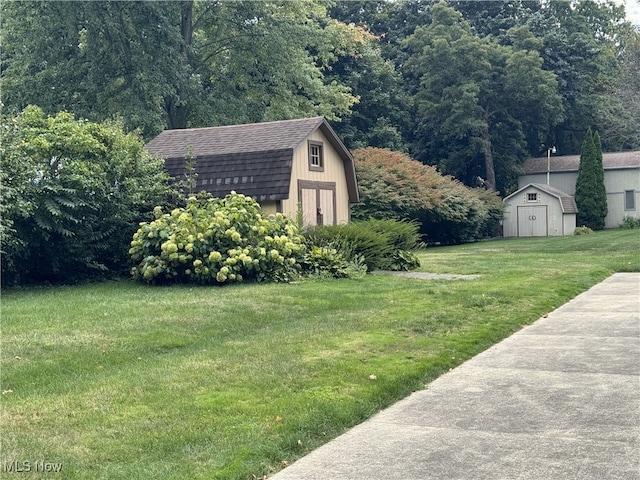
[181,1,193,52]
[481,120,496,191]
[165,97,188,130]
[165,1,194,130]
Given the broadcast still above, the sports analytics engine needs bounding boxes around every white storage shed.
[503,183,577,237]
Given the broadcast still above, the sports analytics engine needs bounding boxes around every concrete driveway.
[270,273,640,480]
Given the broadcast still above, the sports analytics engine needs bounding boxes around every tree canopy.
[402,1,563,193]
[1,1,370,138]
[333,0,640,190]
[1,0,638,198]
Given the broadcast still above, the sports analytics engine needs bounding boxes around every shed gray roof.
[523,150,640,174]
[145,117,358,202]
[504,183,578,214]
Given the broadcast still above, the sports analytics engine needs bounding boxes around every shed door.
[298,180,336,227]
[319,189,335,226]
[517,206,548,237]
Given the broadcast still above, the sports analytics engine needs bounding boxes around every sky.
[619,0,640,26]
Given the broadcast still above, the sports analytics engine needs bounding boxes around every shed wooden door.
[517,206,547,237]
[298,180,336,227]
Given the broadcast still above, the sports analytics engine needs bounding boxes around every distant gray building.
[515,151,639,230]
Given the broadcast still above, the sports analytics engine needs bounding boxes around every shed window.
[308,141,324,172]
[624,190,636,211]
[526,192,539,202]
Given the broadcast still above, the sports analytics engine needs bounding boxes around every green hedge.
[304,219,421,271]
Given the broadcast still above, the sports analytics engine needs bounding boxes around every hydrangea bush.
[130,192,306,284]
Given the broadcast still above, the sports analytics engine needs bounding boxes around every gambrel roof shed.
[145,116,359,204]
[503,183,577,237]
[504,183,577,214]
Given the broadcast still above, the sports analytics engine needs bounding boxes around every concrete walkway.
[271,273,640,480]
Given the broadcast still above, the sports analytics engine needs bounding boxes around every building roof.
[504,183,578,214]
[522,150,640,174]
[145,117,359,202]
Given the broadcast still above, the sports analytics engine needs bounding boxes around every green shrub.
[1,106,176,285]
[304,219,421,271]
[351,148,504,245]
[361,218,423,250]
[574,225,595,235]
[620,216,640,229]
[130,192,306,284]
[305,223,391,271]
[300,246,367,279]
[386,249,421,271]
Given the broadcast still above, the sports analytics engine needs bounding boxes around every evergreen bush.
[304,219,421,271]
[575,128,608,230]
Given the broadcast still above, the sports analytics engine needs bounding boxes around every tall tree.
[193,1,366,126]
[328,0,392,38]
[327,0,415,151]
[402,1,562,193]
[592,23,640,151]
[451,0,542,38]
[1,1,188,138]
[526,0,631,154]
[333,0,640,161]
[0,1,367,138]
[328,41,411,151]
[575,128,608,230]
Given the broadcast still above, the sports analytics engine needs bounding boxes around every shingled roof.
[523,150,640,174]
[145,117,358,202]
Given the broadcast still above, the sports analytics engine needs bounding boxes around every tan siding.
[281,130,350,225]
[319,188,335,225]
[259,201,278,216]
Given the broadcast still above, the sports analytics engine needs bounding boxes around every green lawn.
[1,230,638,479]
